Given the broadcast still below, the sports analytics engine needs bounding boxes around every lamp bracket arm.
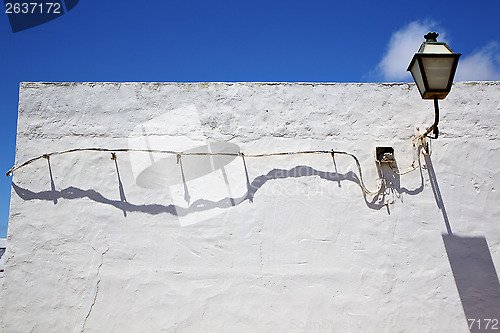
[422,97,439,139]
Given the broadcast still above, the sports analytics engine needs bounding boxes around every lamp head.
[407,32,461,100]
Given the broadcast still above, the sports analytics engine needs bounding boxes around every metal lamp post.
[407,32,461,139]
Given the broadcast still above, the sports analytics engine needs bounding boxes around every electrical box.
[376,147,395,163]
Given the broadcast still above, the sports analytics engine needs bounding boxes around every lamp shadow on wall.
[12,154,424,217]
[424,154,500,332]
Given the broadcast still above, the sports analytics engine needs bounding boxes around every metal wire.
[389,163,419,176]
[330,150,383,195]
[6,147,385,196]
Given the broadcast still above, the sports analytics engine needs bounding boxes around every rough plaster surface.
[1,82,500,332]
[0,238,5,280]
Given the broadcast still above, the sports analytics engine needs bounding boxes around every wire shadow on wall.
[11,152,424,216]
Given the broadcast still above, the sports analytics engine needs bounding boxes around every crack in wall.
[81,235,109,333]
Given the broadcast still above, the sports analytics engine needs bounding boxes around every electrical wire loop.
[6,144,427,199]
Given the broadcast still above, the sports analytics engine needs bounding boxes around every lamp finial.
[424,32,439,43]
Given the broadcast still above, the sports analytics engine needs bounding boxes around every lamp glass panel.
[422,44,452,54]
[410,60,425,96]
[421,57,455,90]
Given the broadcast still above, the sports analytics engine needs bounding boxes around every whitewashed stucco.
[0,238,5,280]
[2,82,499,332]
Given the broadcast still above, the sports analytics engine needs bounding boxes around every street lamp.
[407,32,461,139]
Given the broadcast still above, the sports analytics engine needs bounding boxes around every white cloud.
[455,42,500,81]
[374,20,445,82]
[373,20,500,82]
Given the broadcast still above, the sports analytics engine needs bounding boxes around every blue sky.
[1,0,499,237]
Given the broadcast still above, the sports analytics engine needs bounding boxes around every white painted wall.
[0,238,5,280]
[2,82,499,332]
